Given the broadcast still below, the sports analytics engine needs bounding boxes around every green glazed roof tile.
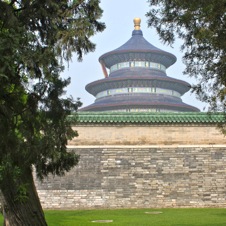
[67,112,225,125]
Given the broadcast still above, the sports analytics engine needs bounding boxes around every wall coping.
[68,112,225,125]
[68,145,226,149]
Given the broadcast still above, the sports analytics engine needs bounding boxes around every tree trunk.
[0,167,48,226]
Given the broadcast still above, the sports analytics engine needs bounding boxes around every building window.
[135,61,145,67]
[110,61,166,73]
[96,87,180,99]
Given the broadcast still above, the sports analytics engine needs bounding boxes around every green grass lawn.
[0,208,226,225]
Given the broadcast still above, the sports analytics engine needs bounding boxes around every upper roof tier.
[99,18,177,69]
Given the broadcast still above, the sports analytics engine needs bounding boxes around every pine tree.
[147,0,226,112]
[0,0,105,225]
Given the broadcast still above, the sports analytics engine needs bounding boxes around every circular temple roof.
[99,19,177,69]
[80,98,200,112]
[81,18,200,113]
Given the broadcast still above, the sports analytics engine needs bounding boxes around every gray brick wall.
[35,146,226,209]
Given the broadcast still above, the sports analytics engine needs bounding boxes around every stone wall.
[35,145,226,209]
[71,124,226,146]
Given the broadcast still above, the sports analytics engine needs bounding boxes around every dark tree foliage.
[147,0,226,112]
[0,0,105,225]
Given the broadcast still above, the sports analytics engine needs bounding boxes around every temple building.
[81,18,199,112]
[35,18,226,210]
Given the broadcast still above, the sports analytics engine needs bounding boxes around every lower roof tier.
[80,93,199,112]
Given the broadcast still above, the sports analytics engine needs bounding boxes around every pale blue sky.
[63,0,206,111]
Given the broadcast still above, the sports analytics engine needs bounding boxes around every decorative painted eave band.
[68,112,225,125]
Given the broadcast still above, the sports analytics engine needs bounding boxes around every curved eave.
[99,50,177,69]
[80,101,199,112]
[85,76,190,96]
[67,112,225,125]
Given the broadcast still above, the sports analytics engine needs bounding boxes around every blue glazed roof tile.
[99,29,176,68]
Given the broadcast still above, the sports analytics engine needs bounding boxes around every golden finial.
[133,17,141,30]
